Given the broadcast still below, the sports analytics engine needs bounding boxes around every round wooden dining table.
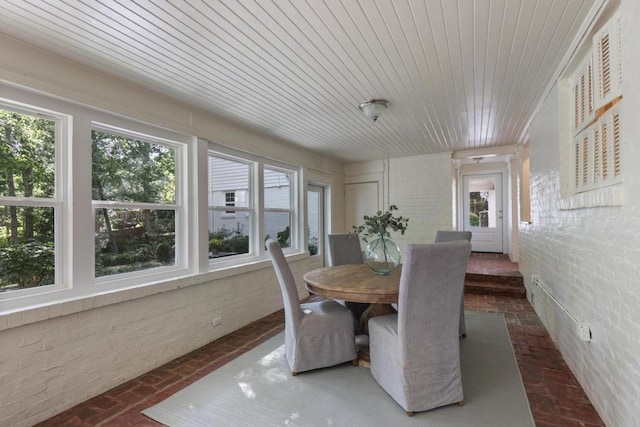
[303,264,401,335]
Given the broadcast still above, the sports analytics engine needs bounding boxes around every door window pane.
[307,189,321,256]
[468,177,496,228]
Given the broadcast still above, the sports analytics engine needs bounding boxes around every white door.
[462,173,504,253]
[307,185,324,269]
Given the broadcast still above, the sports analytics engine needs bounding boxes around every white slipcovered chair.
[435,230,472,338]
[327,233,370,328]
[434,230,472,243]
[328,233,364,265]
[266,239,357,375]
[369,241,471,415]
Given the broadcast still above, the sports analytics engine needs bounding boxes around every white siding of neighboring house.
[208,156,250,237]
[206,161,292,244]
[264,169,292,243]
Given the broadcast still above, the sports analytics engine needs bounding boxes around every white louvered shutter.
[594,15,621,108]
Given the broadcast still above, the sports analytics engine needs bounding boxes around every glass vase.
[365,235,401,275]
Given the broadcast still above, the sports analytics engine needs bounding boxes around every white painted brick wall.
[389,153,454,250]
[0,258,308,427]
[521,3,640,423]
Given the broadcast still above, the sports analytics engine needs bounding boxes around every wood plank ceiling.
[0,0,598,162]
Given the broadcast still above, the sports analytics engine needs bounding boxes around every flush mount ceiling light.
[358,99,390,123]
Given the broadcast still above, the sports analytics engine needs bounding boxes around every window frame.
[207,143,301,268]
[0,99,69,306]
[263,164,297,251]
[207,150,255,265]
[0,84,307,316]
[90,122,189,288]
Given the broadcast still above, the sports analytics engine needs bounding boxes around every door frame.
[307,183,326,269]
[459,170,508,253]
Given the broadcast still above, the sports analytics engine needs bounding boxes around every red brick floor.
[467,252,522,276]
[36,257,605,427]
[466,294,604,427]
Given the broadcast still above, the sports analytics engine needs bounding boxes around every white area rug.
[143,312,534,427]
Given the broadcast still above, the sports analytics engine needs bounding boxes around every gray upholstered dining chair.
[435,230,472,338]
[368,240,471,416]
[327,233,369,328]
[266,239,357,375]
[328,233,364,265]
[435,230,472,244]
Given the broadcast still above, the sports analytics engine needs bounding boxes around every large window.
[264,167,294,248]
[0,105,59,294]
[0,86,305,313]
[207,149,299,261]
[207,154,251,259]
[92,126,180,278]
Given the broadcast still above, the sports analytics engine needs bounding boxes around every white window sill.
[0,251,309,332]
[560,184,623,210]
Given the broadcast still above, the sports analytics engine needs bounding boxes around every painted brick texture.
[389,153,454,248]
[520,3,640,423]
[0,259,307,427]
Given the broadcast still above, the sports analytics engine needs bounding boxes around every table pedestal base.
[356,303,397,366]
[355,335,371,367]
[359,303,397,335]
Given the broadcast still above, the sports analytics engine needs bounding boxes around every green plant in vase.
[353,205,409,275]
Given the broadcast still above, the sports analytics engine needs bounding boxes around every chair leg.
[406,411,414,417]
[352,358,359,366]
[457,400,464,406]
[291,371,298,376]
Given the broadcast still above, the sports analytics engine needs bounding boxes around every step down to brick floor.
[464,271,526,298]
[464,279,527,298]
[466,271,524,285]
[464,252,526,298]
